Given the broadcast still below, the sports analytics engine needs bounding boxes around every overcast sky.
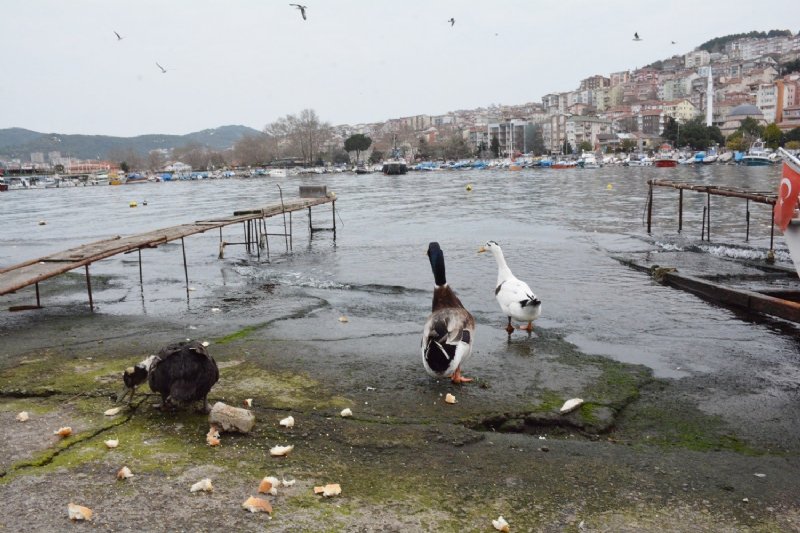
[2,0,796,137]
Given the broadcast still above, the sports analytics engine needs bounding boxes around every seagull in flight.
[290,4,307,20]
[156,62,168,74]
[448,18,455,27]
[671,40,677,45]
[633,32,642,41]
[114,31,124,41]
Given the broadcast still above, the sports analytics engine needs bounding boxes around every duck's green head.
[427,242,447,287]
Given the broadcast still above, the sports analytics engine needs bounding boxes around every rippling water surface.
[1,165,797,380]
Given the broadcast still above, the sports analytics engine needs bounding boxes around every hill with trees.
[698,29,793,53]
[0,125,261,161]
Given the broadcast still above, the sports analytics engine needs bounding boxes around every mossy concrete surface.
[0,314,798,532]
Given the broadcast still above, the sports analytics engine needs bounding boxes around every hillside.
[0,125,261,160]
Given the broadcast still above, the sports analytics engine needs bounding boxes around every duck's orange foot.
[451,367,473,384]
[517,322,534,332]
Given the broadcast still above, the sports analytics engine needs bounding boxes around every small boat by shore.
[741,140,774,166]
[382,156,408,175]
[578,152,600,169]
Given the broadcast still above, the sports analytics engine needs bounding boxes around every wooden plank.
[0,195,336,299]
[662,272,800,323]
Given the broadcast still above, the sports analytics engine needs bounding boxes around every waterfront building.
[777,105,800,132]
[662,99,700,122]
[685,50,711,69]
[565,115,613,150]
[718,104,767,137]
[756,82,780,124]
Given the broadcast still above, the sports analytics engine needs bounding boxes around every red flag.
[774,159,800,232]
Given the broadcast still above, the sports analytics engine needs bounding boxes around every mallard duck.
[478,241,542,334]
[421,242,475,384]
[119,340,219,412]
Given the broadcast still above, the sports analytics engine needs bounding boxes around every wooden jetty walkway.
[0,191,336,311]
[641,179,800,323]
[647,179,778,252]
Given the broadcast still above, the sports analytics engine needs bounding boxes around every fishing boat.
[653,146,678,167]
[578,152,600,169]
[741,140,774,166]
[382,137,408,175]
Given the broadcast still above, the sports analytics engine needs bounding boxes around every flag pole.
[778,147,800,168]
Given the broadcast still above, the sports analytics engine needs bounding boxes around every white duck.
[478,241,542,334]
[421,242,475,383]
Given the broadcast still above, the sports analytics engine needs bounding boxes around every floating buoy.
[465,184,473,192]
[142,200,148,206]
[606,183,613,190]
[129,201,138,208]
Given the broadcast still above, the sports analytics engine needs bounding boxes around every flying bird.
[448,18,455,27]
[671,40,677,45]
[290,3,307,20]
[156,62,167,73]
[633,32,642,41]
[114,31,124,41]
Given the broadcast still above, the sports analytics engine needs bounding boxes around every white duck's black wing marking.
[520,294,541,307]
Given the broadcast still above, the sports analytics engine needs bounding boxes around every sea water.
[0,165,797,385]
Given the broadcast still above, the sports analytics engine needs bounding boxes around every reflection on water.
[0,165,796,380]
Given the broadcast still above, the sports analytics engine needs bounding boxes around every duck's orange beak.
[478,246,487,254]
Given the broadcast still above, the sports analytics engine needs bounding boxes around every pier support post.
[701,206,707,241]
[332,200,337,241]
[255,219,261,262]
[706,191,711,241]
[85,265,94,312]
[138,248,143,286]
[770,205,775,257]
[746,199,750,242]
[181,237,190,300]
[678,189,683,233]
[308,207,312,232]
[646,181,653,234]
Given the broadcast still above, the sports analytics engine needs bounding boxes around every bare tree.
[172,143,228,170]
[232,134,272,167]
[147,150,166,172]
[265,109,331,165]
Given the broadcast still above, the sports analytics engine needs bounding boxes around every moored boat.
[741,140,774,166]
[578,152,600,169]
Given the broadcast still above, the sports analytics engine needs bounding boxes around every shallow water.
[1,165,798,382]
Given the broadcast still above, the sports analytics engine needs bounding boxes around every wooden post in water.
[138,248,143,286]
[706,191,711,241]
[745,199,750,242]
[308,207,312,232]
[678,189,683,233]
[770,204,775,253]
[181,237,189,300]
[701,206,707,240]
[332,200,337,241]
[35,282,41,308]
[85,265,94,312]
[646,180,653,234]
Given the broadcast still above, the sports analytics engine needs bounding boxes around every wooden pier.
[0,192,336,311]
[647,179,778,253]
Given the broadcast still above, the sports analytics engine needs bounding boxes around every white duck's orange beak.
[478,246,487,253]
